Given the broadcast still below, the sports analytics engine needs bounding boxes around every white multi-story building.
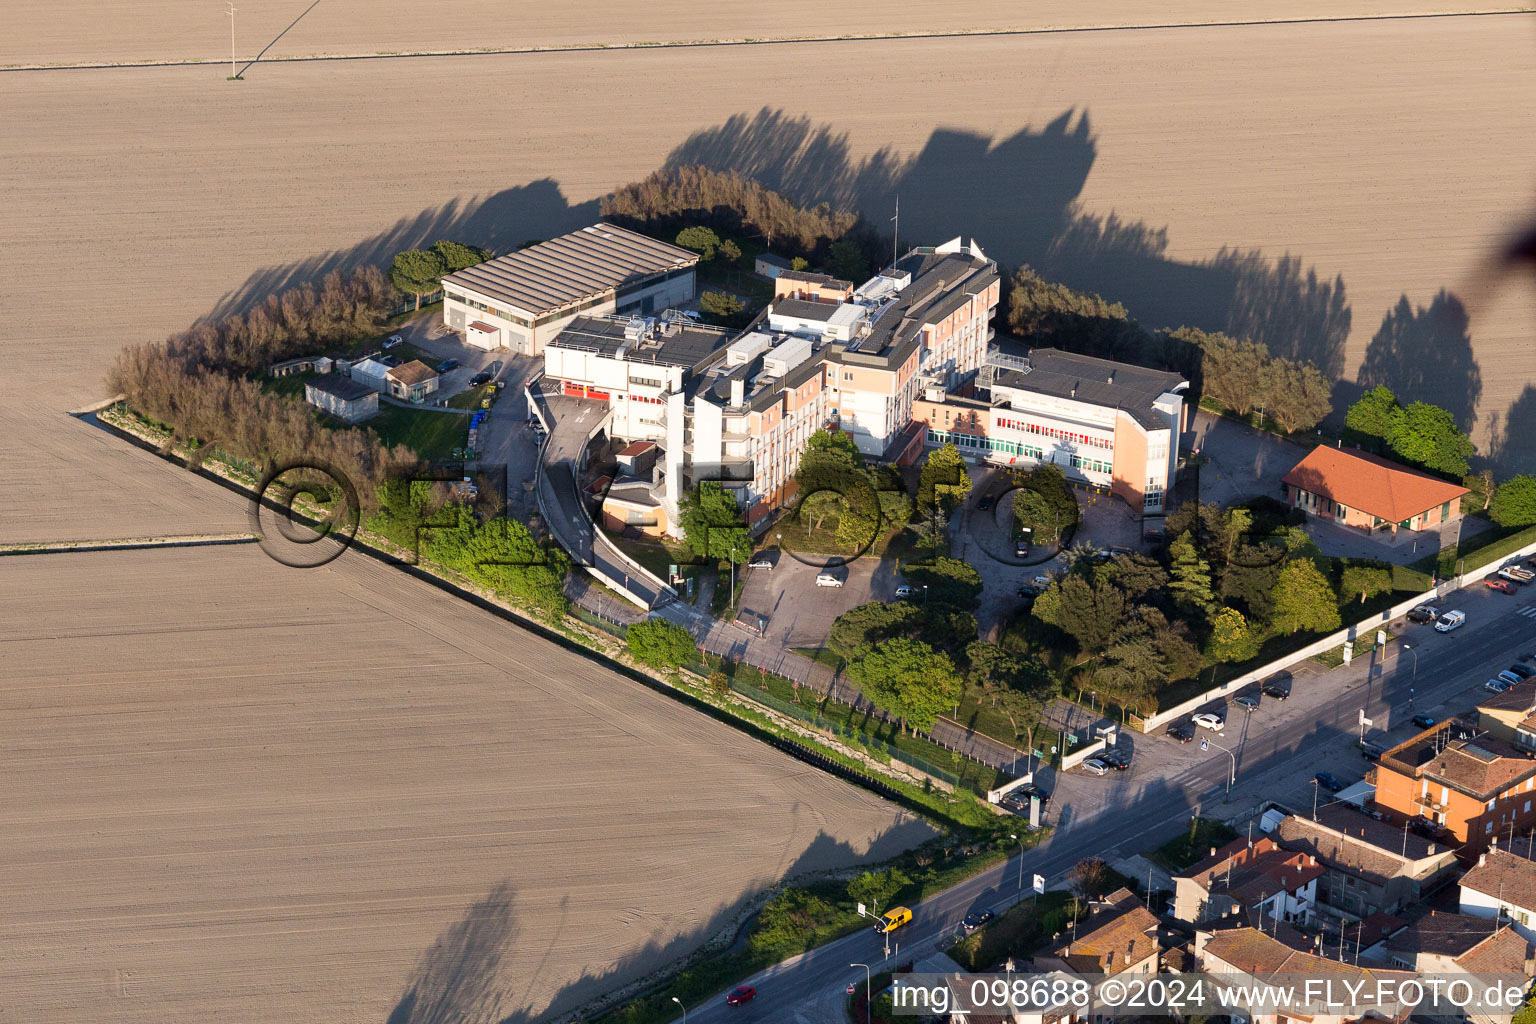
[440,224,697,355]
[913,346,1188,513]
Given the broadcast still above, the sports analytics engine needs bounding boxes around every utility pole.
[891,195,899,266]
[227,3,238,79]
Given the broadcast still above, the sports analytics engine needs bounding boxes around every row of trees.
[1005,266,1335,433]
[601,164,881,268]
[162,266,396,376]
[369,483,571,620]
[388,239,490,310]
[108,341,419,509]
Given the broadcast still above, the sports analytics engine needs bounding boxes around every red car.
[1486,579,1517,594]
[726,985,757,1006]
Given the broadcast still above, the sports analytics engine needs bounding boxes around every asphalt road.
[674,580,1536,1023]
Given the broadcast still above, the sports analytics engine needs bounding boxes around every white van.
[815,571,844,588]
[1434,610,1466,633]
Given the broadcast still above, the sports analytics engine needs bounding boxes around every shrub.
[626,619,700,670]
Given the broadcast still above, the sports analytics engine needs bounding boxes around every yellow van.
[876,906,912,933]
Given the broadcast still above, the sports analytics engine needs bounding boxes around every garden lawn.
[366,405,467,461]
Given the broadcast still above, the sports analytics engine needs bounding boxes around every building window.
[843,371,854,381]
[1441,501,1452,519]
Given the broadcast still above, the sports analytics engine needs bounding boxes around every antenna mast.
[891,195,899,266]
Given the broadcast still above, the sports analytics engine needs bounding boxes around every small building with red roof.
[1282,446,1468,538]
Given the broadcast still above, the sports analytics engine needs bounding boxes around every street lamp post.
[671,996,686,1023]
[851,963,872,1024]
[1203,736,1237,796]
[1010,833,1024,893]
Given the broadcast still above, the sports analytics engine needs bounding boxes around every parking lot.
[735,549,891,649]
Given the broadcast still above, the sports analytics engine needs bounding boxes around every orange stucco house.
[1282,447,1468,538]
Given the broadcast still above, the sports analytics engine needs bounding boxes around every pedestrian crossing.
[1518,605,1536,618]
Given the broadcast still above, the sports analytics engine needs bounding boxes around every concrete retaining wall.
[1060,737,1109,771]
[1140,537,1536,732]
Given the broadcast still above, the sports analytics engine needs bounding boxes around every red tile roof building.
[1282,447,1467,538]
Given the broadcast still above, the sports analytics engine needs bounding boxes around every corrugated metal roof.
[442,223,697,315]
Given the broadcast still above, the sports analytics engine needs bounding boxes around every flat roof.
[442,223,697,316]
[771,297,840,322]
[307,375,375,402]
[991,347,1187,430]
[548,314,732,371]
[778,269,850,290]
[756,253,791,268]
[840,249,997,366]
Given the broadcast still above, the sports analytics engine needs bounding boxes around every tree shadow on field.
[664,107,1353,376]
[206,178,599,321]
[1355,290,1482,433]
[385,825,926,1022]
[1488,385,1536,477]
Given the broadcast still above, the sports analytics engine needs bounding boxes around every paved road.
[672,581,1536,1023]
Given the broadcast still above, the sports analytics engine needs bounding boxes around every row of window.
[626,394,664,405]
[995,418,1114,450]
[1068,454,1112,475]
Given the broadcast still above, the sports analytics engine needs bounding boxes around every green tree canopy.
[718,238,743,264]
[846,867,912,914]
[699,290,746,318]
[389,248,448,309]
[917,442,971,514]
[1340,563,1393,604]
[1220,542,1285,622]
[790,256,810,272]
[826,238,868,283]
[674,225,721,259]
[1012,463,1079,545]
[1032,575,1127,654]
[1490,475,1536,528]
[1389,401,1474,477]
[677,481,751,564]
[1168,531,1216,616]
[1271,559,1341,635]
[850,637,963,733]
[625,618,700,670]
[1207,607,1260,663]
[829,601,921,660]
[430,239,490,272]
[903,556,984,610]
[835,477,882,549]
[1344,385,1402,450]
[1010,265,1142,358]
[1260,355,1334,432]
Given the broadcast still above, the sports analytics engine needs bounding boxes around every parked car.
[1167,724,1195,743]
[976,495,993,511]
[815,571,844,588]
[1017,584,1038,599]
[435,358,459,374]
[1499,670,1524,687]
[1508,663,1536,680]
[1192,712,1226,732]
[1411,714,1437,729]
[1261,682,1291,701]
[1101,749,1132,770]
[1234,694,1261,712]
[1109,545,1133,557]
[747,552,776,569]
[962,909,996,933]
[1015,543,1030,558]
[1016,783,1051,806]
[1434,610,1466,632]
[382,334,403,349]
[1486,678,1513,694]
[1082,758,1110,776]
[1315,771,1345,792]
[1486,579,1517,595]
[726,984,757,1006]
[469,370,493,388]
[1406,604,1440,624]
[1498,568,1532,585]
[895,585,914,599]
[378,354,402,367]
[1504,564,1535,580]
[1029,576,1053,589]
[1359,741,1384,762]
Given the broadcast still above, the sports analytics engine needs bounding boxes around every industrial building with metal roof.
[440,224,698,356]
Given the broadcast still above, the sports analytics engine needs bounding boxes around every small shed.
[754,252,793,279]
[349,357,391,392]
[616,440,659,477]
[386,360,440,403]
[305,375,379,423]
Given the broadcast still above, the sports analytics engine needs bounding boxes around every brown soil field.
[0,544,931,1022]
[3,13,1533,548]
[4,1,1512,67]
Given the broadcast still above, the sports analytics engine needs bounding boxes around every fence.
[1139,534,1536,732]
[729,681,964,788]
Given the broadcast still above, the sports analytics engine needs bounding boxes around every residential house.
[1373,723,1536,855]
[304,375,378,424]
[385,360,440,403]
[1366,909,1533,1023]
[1460,846,1536,944]
[1273,806,1459,917]
[1282,446,1468,538]
[1033,887,1161,979]
[1473,678,1536,749]
[1197,927,1418,1024]
[1172,836,1324,927]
